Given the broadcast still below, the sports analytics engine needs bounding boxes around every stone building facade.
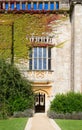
[15,0,82,113]
[23,18,71,112]
[1,0,82,113]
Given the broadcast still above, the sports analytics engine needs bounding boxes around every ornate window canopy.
[26,35,54,47]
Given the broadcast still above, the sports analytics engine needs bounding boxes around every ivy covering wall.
[0,14,61,62]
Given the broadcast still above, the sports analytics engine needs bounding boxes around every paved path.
[25,113,61,130]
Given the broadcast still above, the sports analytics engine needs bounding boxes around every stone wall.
[71,3,82,93]
[16,15,71,111]
[49,17,71,101]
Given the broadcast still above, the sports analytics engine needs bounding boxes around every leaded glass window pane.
[39,59,42,70]
[48,59,51,70]
[48,48,51,58]
[43,48,46,58]
[34,58,37,69]
[34,47,37,58]
[39,47,42,58]
[29,59,32,70]
[43,59,46,70]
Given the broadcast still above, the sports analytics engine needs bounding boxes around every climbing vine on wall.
[0,14,62,62]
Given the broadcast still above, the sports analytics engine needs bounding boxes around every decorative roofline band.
[0,0,59,1]
[0,1,60,11]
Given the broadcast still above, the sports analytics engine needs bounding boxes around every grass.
[55,119,82,130]
[0,118,28,130]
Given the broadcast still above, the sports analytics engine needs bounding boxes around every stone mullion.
[48,1,50,10]
[26,2,28,10]
[43,2,44,10]
[33,48,34,70]
[3,2,5,9]
[47,37,48,43]
[42,48,43,70]
[46,47,48,70]
[37,2,39,10]
[59,1,61,10]
[31,2,33,10]
[37,47,39,70]
[54,1,56,10]
[20,1,22,10]
[14,2,16,9]
[8,1,10,10]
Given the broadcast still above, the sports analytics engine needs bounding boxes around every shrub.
[0,59,34,118]
[50,92,82,114]
[13,109,34,118]
[47,110,82,119]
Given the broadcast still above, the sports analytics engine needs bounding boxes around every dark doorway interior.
[35,93,45,113]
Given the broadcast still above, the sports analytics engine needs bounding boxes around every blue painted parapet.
[0,0,65,12]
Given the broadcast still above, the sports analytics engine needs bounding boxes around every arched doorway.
[35,92,45,113]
